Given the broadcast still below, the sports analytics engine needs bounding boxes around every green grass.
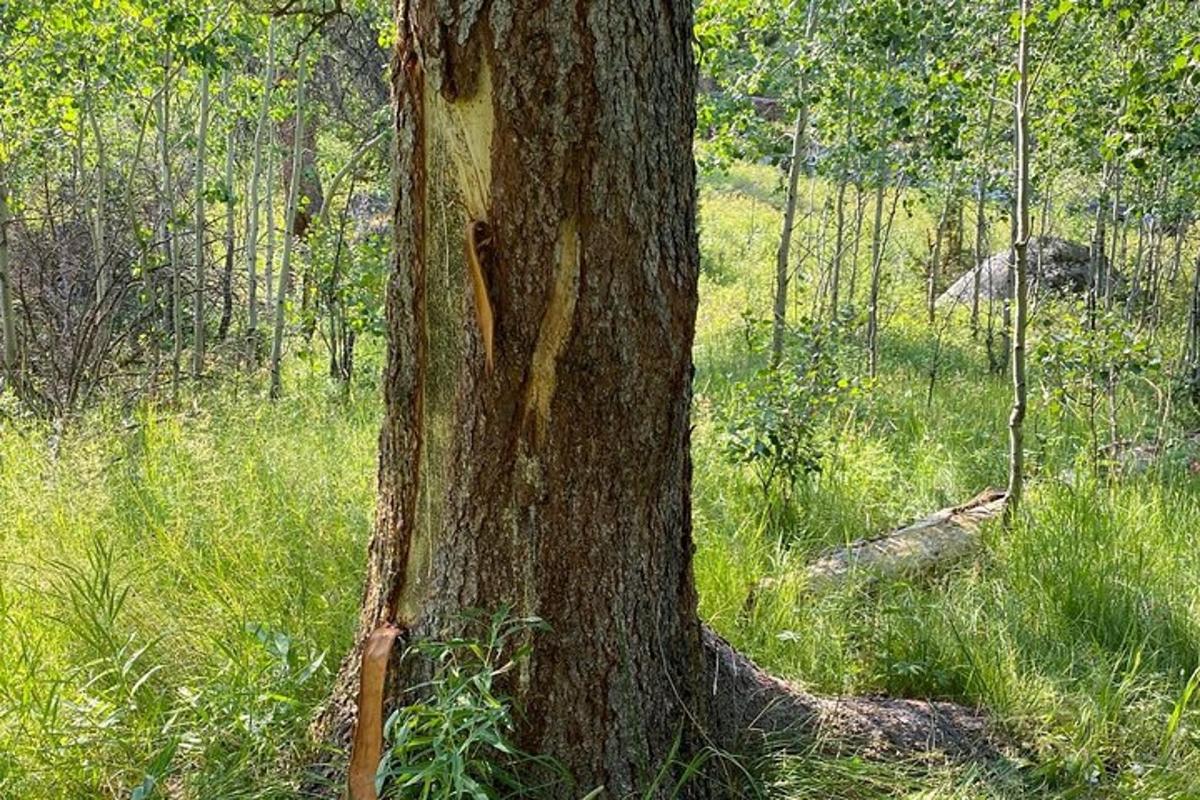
[4,165,1200,797]
[0,361,380,798]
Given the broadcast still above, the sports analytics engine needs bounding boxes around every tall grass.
[0,361,380,798]
[3,165,1200,798]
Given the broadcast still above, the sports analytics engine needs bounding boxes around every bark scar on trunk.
[428,58,493,220]
[523,216,581,442]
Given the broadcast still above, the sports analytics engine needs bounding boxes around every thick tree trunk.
[340,3,713,794]
[319,4,995,797]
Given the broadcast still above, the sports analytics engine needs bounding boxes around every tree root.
[703,626,997,761]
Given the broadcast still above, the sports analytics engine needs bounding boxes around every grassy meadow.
[4,164,1200,798]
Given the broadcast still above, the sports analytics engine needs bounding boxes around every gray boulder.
[937,236,1111,308]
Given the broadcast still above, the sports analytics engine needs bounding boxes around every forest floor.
[4,165,1200,798]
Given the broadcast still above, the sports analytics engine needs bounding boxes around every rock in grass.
[937,236,1113,308]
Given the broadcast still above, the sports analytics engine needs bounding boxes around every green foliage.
[1034,304,1163,460]
[721,316,868,496]
[377,609,560,800]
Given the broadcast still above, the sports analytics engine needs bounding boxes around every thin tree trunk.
[161,50,183,402]
[246,21,276,350]
[927,166,958,326]
[0,178,16,383]
[868,170,903,379]
[86,94,109,299]
[1107,168,1123,311]
[192,67,211,378]
[218,70,237,342]
[1007,0,1031,520]
[269,48,307,400]
[770,0,818,366]
[1187,250,1200,404]
[846,175,866,309]
[830,175,847,319]
[1088,165,1109,330]
[265,140,276,319]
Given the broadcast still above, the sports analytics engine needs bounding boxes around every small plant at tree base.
[376,608,562,799]
[721,316,868,497]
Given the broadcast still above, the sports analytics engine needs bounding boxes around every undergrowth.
[3,166,1200,797]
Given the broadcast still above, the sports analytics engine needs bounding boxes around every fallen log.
[748,490,1007,605]
[804,490,1007,590]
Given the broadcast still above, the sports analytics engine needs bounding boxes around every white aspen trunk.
[192,67,211,378]
[86,95,108,299]
[0,178,16,381]
[770,0,818,366]
[970,88,997,337]
[160,50,183,402]
[269,48,307,400]
[246,21,276,346]
[265,140,276,318]
[218,69,237,342]
[1007,0,1031,519]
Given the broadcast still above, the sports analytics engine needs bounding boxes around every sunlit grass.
[3,169,1200,798]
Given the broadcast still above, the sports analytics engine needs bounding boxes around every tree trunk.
[1007,0,1031,520]
[770,0,818,366]
[339,2,714,792]
[218,69,237,342]
[867,169,902,379]
[313,7,997,798]
[269,48,307,400]
[265,139,276,321]
[0,178,16,383]
[246,21,276,352]
[846,176,866,309]
[830,175,847,319]
[1187,251,1200,404]
[192,67,211,378]
[1088,165,1108,329]
[160,50,183,402]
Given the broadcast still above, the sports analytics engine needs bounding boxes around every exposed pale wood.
[803,491,1006,590]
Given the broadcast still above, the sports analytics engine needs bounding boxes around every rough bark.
[703,628,993,760]
[318,2,996,796]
